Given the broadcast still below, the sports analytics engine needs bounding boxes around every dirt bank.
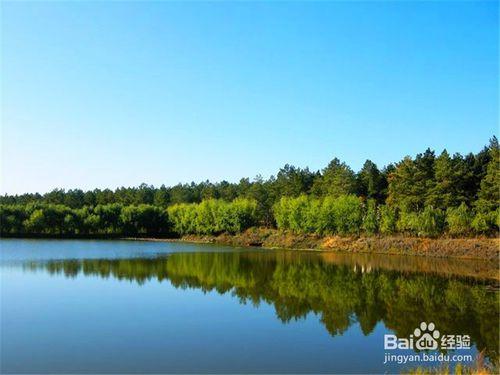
[178,228,499,260]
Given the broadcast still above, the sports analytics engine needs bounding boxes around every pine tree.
[312,158,356,197]
[476,136,499,212]
[357,160,387,203]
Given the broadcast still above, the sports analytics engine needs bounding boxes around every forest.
[1,137,498,237]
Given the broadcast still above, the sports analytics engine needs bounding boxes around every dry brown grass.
[179,228,499,261]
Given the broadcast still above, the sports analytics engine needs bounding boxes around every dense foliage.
[1,137,498,237]
[0,199,258,237]
[0,203,170,236]
[167,198,257,235]
[273,195,497,237]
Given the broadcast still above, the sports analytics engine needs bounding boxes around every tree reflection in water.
[25,250,499,361]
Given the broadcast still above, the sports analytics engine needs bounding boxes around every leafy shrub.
[446,203,472,236]
[94,204,123,233]
[0,205,29,234]
[330,195,363,235]
[274,195,363,235]
[83,213,101,233]
[378,205,397,235]
[274,195,316,234]
[168,198,257,236]
[397,211,419,235]
[285,195,309,233]
[362,199,379,235]
[213,198,257,234]
[494,208,500,229]
[24,209,46,233]
[415,206,445,237]
[317,196,337,234]
[23,204,72,234]
[471,212,496,234]
[167,203,197,235]
[273,197,292,230]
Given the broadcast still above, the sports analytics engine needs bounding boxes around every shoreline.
[2,229,499,261]
[128,231,500,280]
[127,228,499,261]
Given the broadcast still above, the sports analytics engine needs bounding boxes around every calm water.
[1,239,498,374]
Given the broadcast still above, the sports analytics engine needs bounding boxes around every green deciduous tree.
[362,199,378,235]
[378,205,397,235]
[167,199,257,236]
[416,206,445,238]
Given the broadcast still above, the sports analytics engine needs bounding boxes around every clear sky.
[1,1,498,195]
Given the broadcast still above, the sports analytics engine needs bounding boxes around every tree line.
[0,199,258,237]
[1,137,498,237]
[274,196,496,236]
[0,203,170,236]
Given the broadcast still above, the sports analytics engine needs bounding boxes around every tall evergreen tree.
[426,150,466,210]
[387,149,435,211]
[153,185,170,207]
[356,160,386,203]
[476,137,499,212]
[273,164,316,198]
[312,158,356,197]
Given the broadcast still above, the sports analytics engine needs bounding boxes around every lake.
[1,239,498,374]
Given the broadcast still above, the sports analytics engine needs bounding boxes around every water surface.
[1,239,498,373]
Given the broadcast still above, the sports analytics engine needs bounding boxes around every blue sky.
[1,1,498,194]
